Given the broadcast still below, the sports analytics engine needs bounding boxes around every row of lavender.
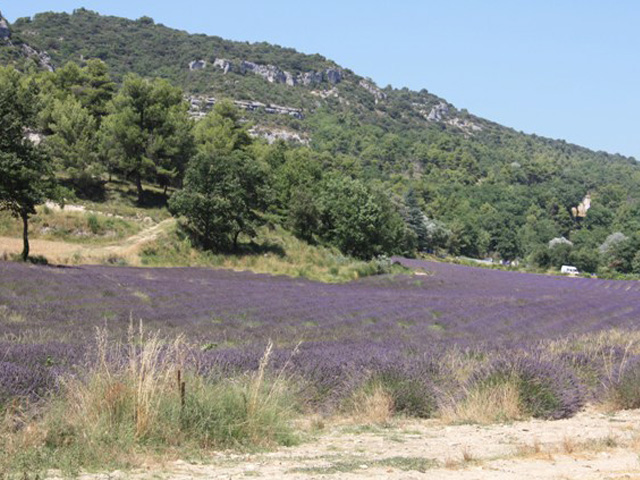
[2,260,640,418]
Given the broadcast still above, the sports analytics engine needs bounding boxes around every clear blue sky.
[3,1,639,159]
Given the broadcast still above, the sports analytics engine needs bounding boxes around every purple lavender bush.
[1,258,640,418]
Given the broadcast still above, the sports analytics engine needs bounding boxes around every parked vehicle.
[560,265,580,276]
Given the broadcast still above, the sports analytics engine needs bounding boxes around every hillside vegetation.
[1,9,640,276]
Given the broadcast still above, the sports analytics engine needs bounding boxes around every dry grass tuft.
[0,325,297,474]
[461,446,476,463]
[441,378,523,424]
[61,322,186,440]
[347,384,395,426]
[562,436,576,454]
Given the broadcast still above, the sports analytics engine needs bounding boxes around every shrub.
[464,356,583,420]
[0,328,297,473]
[607,356,640,410]
[86,214,100,234]
[441,375,523,424]
[369,368,438,418]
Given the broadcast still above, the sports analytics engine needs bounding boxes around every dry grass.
[461,445,476,463]
[60,322,186,440]
[515,435,620,462]
[346,384,395,426]
[440,377,524,424]
[0,325,297,475]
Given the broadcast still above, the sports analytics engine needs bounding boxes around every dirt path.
[50,407,640,479]
[0,219,175,265]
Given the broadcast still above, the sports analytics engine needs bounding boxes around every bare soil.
[0,218,174,265]
[50,407,640,479]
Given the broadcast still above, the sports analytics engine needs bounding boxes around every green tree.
[169,149,268,250]
[404,189,429,251]
[195,99,252,155]
[0,67,60,260]
[317,176,409,259]
[101,74,193,203]
[44,97,102,188]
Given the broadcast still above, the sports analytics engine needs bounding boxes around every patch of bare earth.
[49,407,640,479]
[0,218,174,265]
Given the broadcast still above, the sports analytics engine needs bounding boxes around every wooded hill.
[2,8,640,274]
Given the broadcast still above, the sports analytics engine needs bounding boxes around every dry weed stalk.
[126,321,185,437]
[562,436,576,454]
[247,339,273,421]
[461,446,475,463]
[62,321,186,439]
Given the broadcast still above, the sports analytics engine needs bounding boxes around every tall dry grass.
[0,325,297,475]
[346,383,395,425]
[440,377,523,424]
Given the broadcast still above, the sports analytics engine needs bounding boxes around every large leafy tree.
[44,97,101,186]
[101,74,193,203]
[0,67,59,260]
[169,102,269,250]
[169,149,268,250]
[317,176,410,259]
[38,59,116,129]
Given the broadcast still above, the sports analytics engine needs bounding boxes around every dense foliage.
[0,66,60,260]
[2,9,640,269]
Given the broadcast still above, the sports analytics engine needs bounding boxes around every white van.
[560,265,580,276]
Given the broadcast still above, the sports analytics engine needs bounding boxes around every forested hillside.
[2,8,640,275]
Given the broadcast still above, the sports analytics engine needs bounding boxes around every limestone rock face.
[189,59,206,70]
[0,13,10,40]
[325,68,342,84]
[571,194,591,218]
[22,44,54,71]
[301,71,323,85]
[213,58,233,73]
[210,57,342,88]
[188,95,303,120]
[249,126,310,145]
[427,102,449,122]
[359,79,387,102]
[240,61,288,83]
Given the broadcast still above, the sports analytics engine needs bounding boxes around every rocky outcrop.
[189,59,206,70]
[26,130,44,145]
[310,87,339,99]
[359,79,387,102]
[235,99,303,118]
[213,58,232,73]
[446,117,483,134]
[210,58,343,87]
[0,13,10,40]
[427,102,450,122]
[21,44,54,71]
[571,194,591,218]
[249,127,310,145]
[188,95,303,119]
[240,61,288,83]
[549,237,573,249]
[300,71,323,86]
[325,68,342,84]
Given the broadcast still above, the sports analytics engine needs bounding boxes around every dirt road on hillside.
[48,407,640,479]
[0,218,175,265]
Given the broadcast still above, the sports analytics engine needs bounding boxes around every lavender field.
[2,258,640,419]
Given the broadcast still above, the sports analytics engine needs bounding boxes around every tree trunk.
[233,230,241,251]
[135,172,144,205]
[21,210,29,262]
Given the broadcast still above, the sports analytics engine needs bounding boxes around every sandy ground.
[0,218,174,265]
[49,407,640,479]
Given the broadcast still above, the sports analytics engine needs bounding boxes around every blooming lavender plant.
[1,259,639,418]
